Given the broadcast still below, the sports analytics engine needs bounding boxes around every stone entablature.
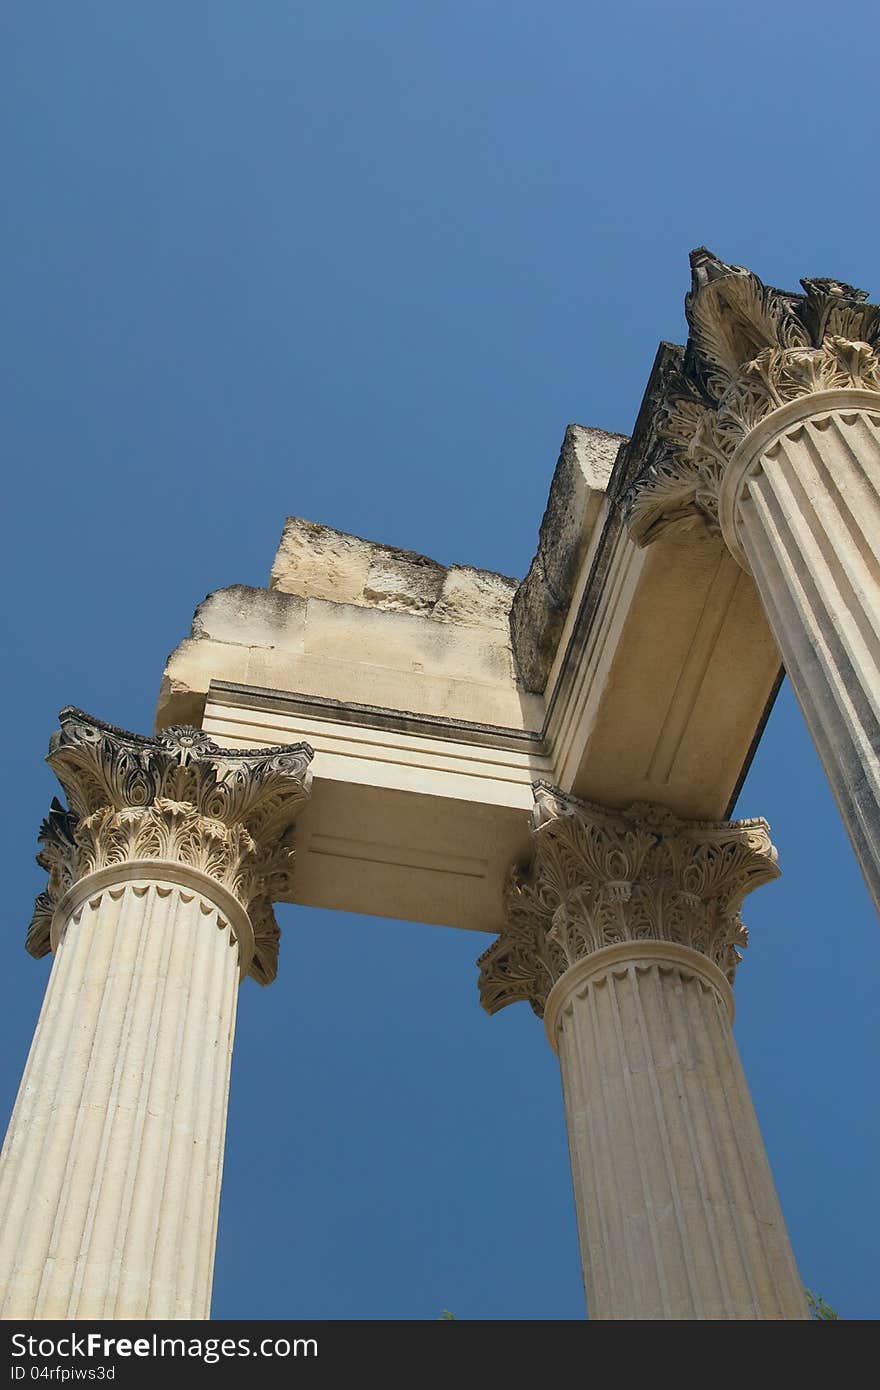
[157,251,880,943]
[510,425,625,692]
[157,424,622,735]
[154,398,781,936]
[271,516,519,625]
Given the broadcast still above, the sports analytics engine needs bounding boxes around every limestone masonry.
[5,249,880,1318]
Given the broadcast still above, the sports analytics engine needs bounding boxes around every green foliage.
[437,1292,841,1319]
[806,1290,840,1320]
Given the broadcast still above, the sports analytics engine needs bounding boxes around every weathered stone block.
[510,424,625,692]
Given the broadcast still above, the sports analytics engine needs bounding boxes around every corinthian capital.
[478,783,779,1017]
[623,249,880,546]
[28,708,314,985]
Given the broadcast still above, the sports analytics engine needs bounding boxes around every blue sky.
[1,2,878,1319]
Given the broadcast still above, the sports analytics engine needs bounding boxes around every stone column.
[479,784,807,1320]
[625,250,880,912]
[0,709,312,1320]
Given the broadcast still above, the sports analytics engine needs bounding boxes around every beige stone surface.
[155,415,782,937]
[556,525,780,816]
[479,786,807,1319]
[18,250,875,1324]
[200,684,541,934]
[159,587,532,733]
[624,250,880,915]
[511,423,624,691]
[0,712,312,1320]
[270,515,518,625]
[551,948,807,1319]
[0,879,240,1319]
[731,400,880,913]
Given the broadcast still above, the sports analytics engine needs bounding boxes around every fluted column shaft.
[0,709,312,1320]
[479,785,808,1320]
[547,943,804,1319]
[0,874,240,1319]
[722,396,880,911]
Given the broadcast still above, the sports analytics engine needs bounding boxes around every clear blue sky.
[1,2,878,1320]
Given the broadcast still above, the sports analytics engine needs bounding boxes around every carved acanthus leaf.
[623,250,880,545]
[685,253,809,402]
[29,709,314,985]
[478,783,779,1018]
